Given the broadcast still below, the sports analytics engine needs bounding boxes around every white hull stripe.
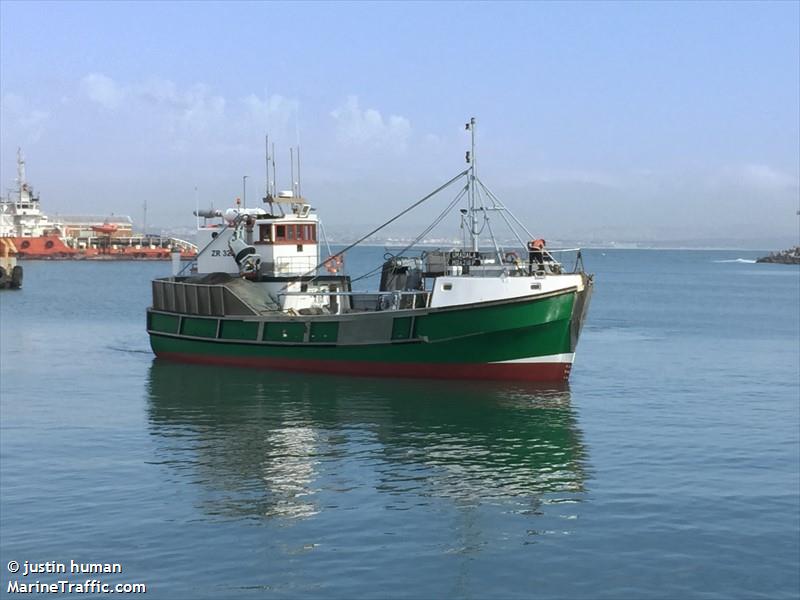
[491,353,575,364]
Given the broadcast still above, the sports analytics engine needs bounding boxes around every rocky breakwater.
[756,246,800,265]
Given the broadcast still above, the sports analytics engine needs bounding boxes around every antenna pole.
[271,143,276,196]
[290,147,295,197]
[264,135,269,199]
[295,107,302,198]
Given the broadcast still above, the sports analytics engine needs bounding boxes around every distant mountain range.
[148,223,797,252]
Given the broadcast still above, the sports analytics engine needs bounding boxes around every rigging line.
[350,184,468,284]
[475,184,503,262]
[483,214,503,263]
[351,183,469,283]
[350,185,469,284]
[478,178,558,263]
[476,178,530,250]
[318,219,333,257]
[488,194,526,252]
[461,209,467,249]
[394,183,470,259]
[294,169,469,288]
[474,208,490,236]
[496,205,527,251]
[471,197,491,238]
[470,173,492,240]
[348,264,383,285]
[476,177,536,240]
[470,187,489,238]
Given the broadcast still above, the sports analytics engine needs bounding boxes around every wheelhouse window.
[258,224,272,243]
[272,223,316,243]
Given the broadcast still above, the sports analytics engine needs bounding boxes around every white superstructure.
[0,148,62,238]
[194,194,321,276]
[192,193,345,313]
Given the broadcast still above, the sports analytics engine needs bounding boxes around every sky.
[1,1,798,245]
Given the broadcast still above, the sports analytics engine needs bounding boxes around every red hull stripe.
[155,351,572,382]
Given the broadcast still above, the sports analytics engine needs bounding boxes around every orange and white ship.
[0,149,197,260]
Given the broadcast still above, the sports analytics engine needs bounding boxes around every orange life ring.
[324,255,343,273]
[527,239,546,251]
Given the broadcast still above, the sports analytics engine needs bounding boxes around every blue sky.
[1,1,798,244]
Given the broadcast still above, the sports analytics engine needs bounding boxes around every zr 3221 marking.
[211,250,233,257]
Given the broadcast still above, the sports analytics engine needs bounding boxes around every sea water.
[1,249,798,599]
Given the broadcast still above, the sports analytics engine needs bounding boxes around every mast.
[194,186,199,230]
[16,148,26,201]
[272,142,282,215]
[465,117,478,251]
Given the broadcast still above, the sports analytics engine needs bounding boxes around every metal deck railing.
[278,290,431,313]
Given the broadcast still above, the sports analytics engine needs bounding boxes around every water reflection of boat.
[146,360,587,521]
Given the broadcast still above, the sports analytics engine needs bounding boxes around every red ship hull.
[9,235,196,260]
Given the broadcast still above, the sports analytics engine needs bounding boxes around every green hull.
[148,281,592,382]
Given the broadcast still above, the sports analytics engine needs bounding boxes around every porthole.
[442,283,453,291]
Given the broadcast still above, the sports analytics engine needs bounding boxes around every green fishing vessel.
[147,119,593,381]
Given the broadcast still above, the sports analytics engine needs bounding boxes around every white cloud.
[81,73,124,109]
[136,78,181,106]
[1,93,51,142]
[72,74,307,155]
[243,93,297,129]
[79,74,231,138]
[75,79,415,160]
[131,78,226,133]
[423,133,442,146]
[177,84,226,135]
[330,96,411,150]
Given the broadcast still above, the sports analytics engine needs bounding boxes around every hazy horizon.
[1,1,798,247]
